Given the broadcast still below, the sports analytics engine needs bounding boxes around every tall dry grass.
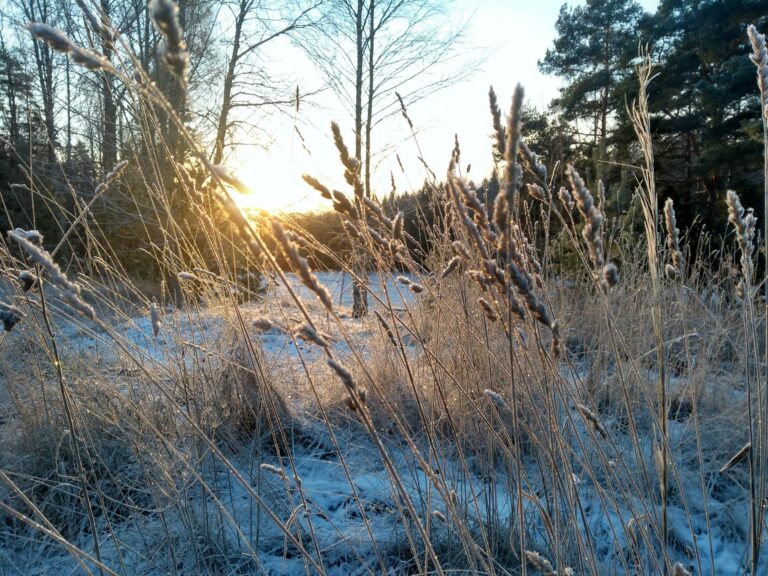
[0,5,766,576]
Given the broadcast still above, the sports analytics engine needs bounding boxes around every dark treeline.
[373,0,768,269]
[1,0,767,281]
[0,0,238,280]
[0,0,461,284]
[282,181,448,271]
[536,0,768,242]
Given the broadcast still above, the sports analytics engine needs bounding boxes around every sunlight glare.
[233,147,325,214]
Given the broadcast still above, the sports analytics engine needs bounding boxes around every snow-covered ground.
[0,272,765,575]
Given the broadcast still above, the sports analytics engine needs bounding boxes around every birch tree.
[298,0,466,316]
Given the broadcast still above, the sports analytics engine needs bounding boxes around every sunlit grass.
[1,9,767,576]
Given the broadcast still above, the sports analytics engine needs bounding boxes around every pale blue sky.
[234,0,660,212]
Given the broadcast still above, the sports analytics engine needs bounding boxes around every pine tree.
[539,0,646,181]
[631,0,768,232]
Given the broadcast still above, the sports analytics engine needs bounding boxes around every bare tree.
[361,0,464,195]
[297,0,468,316]
[78,0,118,169]
[211,0,318,165]
[0,27,32,146]
[16,0,59,164]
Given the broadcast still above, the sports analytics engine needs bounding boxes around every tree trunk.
[65,56,71,162]
[1,42,20,144]
[21,0,57,164]
[213,0,246,165]
[142,0,151,70]
[100,88,117,166]
[33,38,56,164]
[597,27,611,183]
[352,0,368,318]
[100,0,117,170]
[598,82,608,182]
[364,0,374,199]
[152,0,189,180]
[354,0,364,162]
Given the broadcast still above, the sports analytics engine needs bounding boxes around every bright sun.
[232,147,325,214]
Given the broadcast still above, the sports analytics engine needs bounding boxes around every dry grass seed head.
[327,358,357,393]
[96,161,129,196]
[211,165,249,195]
[18,270,38,292]
[302,174,332,199]
[726,190,757,283]
[558,186,574,211]
[343,219,364,241]
[483,389,508,410]
[477,297,498,322]
[0,302,24,332]
[392,212,404,241]
[602,263,620,289]
[11,228,43,244]
[8,229,95,320]
[431,510,447,523]
[260,463,288,481]
[567,164,605,271]
[330,122,362,197]
[333,191,358,219]
[26,23,108,71]
[488,86,506,160]
[362,196,392,227]
[149,303,161,338]
[664,198,685,277]
[520,139,548,185]
[503,84,524,213]
[451,241,471,260]
[719,442,751,474]
[293,323,330,349]
[439,256,462,280]
[748,24,768,117]
[395,91,414,130]
[524,550,556,575]
[395,275,424,293]
[271,219,333,311]
[527,183,547,202]
[149,0,189,85]
[75,0,113,43]
[576,403,609,439]
[373,310,399,347]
